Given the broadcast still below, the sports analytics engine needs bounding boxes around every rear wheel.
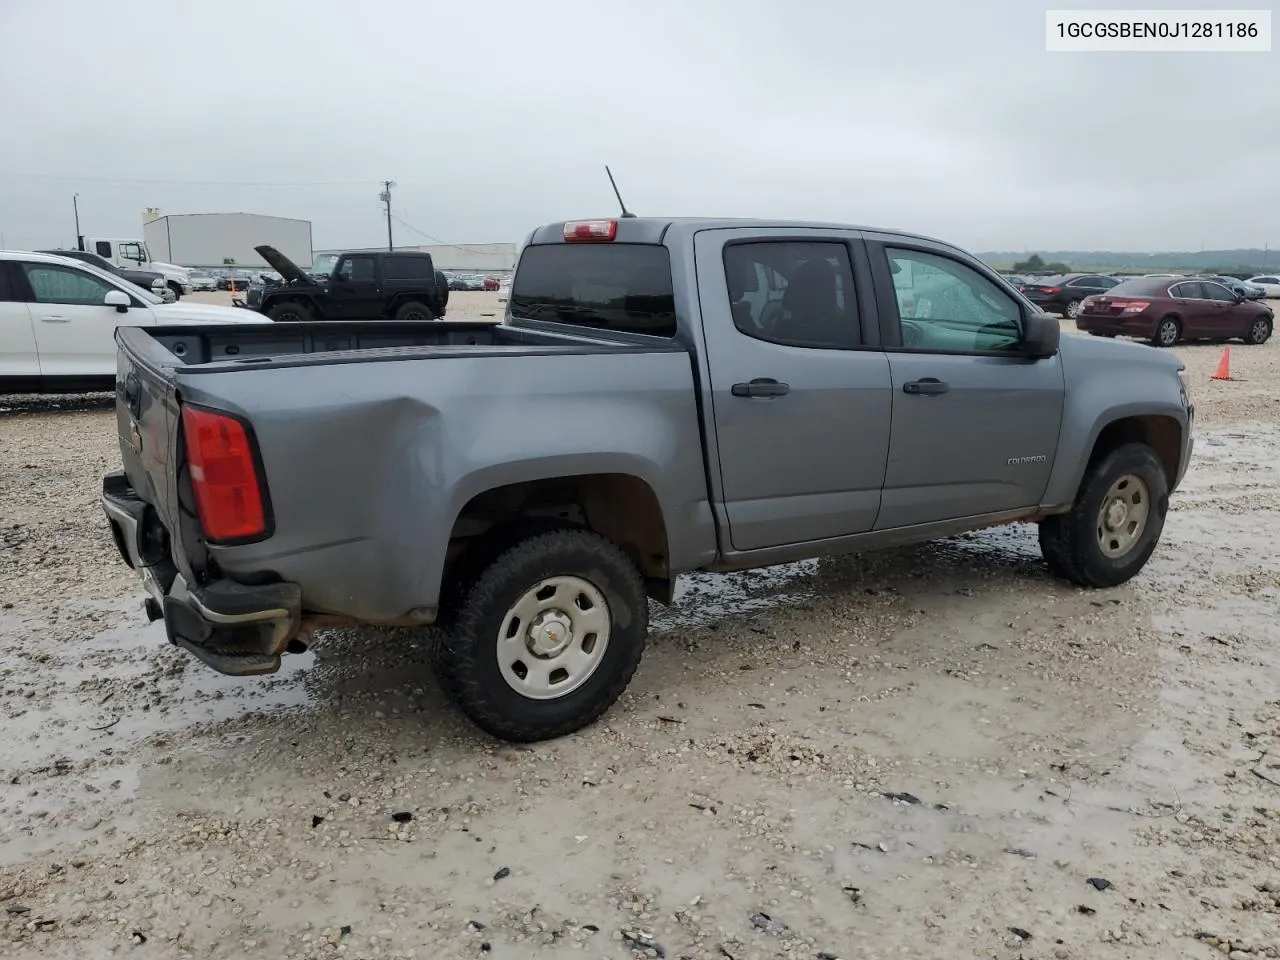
[431,529,647,742]
[1246,316,1272,345]
[267,301,313,323]
[1038,442,1168,588]
[1152,316,1180,347]
[393,301,434,322]
[1064,299,1081,319]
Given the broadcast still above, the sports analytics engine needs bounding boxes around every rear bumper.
[1075,315,1157,337]
[101,471,302,676]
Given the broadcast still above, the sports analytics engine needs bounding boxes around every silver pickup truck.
[101,217,1194,742]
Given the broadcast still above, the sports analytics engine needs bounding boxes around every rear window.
[509,243,676,337]
[1108,277,1171,296]
[382,255,433,280]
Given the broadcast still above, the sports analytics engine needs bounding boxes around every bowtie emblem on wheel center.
[528,611,573,658]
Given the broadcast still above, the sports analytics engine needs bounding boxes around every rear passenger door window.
[1171,282,1203,299]
[382,257,432,280]
[885,248,1022,353]
[721,241,859,349]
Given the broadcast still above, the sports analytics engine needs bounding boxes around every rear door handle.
[903,378,949,395]
[731,378,790,398]
[39,315,70,323]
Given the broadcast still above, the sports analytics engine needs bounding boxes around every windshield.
[310,254,339,275]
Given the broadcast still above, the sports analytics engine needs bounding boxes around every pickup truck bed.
[102,216,1193,743]
[106,319,711,679]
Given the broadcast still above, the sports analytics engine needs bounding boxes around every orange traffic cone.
[1210,347,1233,381]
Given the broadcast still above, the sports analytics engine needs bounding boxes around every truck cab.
[80,237,192,300]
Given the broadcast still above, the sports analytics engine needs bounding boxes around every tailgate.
[105,327,193,582]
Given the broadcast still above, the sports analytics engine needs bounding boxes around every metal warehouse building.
[315,242,517,273]
[142,211,314,269]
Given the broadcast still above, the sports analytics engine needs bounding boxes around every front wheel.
[167,281,183,300]
[1246,316,1272,345]
[267,301,313,323]
[1038,442,1169,588]
[431,529,647,742]
[1152,316,1180,347]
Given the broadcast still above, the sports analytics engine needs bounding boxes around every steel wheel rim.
[1252,319,1269,342]
[1159,321,1177,345]
[496,575,611,700]
[1096,473,1151,559]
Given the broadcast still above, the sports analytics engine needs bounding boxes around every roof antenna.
[605,165,637,218]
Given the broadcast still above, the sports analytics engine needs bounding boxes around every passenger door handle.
[731,378,791,398]
[903,378,949,395]
[39,315,70,323]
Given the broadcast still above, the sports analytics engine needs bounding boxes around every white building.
[143,211,313,269]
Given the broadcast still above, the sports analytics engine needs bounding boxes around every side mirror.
[1022,311,1060,359]
[104,290,131,313]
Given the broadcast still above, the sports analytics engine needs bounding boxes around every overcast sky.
[1,0,1276,254]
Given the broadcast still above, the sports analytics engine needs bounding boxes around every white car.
[187,271,218,292]
[1,250,270,394]
[1246,275,1280,298]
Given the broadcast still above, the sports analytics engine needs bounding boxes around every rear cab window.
[508,243,677,337]
[382,256,433,280]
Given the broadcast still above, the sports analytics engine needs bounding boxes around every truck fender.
[440,455,675,598]
[1041,400,1188,511]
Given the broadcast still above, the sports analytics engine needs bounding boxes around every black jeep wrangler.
[249,245,448,322]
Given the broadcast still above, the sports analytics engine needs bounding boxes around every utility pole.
[379,180,395,251]
[73,193,81,245]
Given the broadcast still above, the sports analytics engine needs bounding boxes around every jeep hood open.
[254,245,316,285]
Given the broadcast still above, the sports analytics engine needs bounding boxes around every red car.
[1077,276,1274,347]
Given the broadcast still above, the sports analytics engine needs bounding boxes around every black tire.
[1038,442,1169,588]
[431,529,647,742]
[1064,299,1081,319]
[1246,316,1272,345]
[1152,316,1180,347]
[267,301,313,323]
[394,301,434,323]
[167,281,183,300]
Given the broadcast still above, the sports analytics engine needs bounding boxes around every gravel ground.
[2,320,1279,960]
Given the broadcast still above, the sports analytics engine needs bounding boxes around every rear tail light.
[1118,301,1150,314]
[1040,286,1061,295]
[563,220,617,242]
[181,406,270,542]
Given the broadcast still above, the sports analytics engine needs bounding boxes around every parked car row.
[1014,272,1277,320]
[446,272,507,291]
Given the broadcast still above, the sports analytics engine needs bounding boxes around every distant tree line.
[990,248,1278,276]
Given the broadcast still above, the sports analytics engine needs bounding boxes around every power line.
[390,213,507,254]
